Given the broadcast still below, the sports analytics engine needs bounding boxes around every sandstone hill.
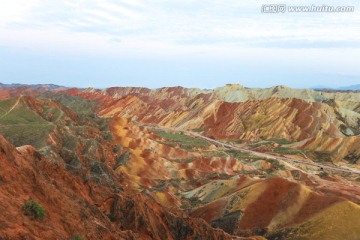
[0,84,359,239]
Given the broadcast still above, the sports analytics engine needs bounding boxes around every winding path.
[151,126,360,175]
[0,96,22,119]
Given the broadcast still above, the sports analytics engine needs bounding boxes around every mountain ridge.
[0,82,66,90]
[0,83,360,239]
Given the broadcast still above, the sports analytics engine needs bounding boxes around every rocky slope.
[0,134,233,239]
[1,84,360,239]
[0,92,234,239]
[0,135,131,239]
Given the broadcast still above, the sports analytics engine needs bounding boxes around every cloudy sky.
[0,0,359,89]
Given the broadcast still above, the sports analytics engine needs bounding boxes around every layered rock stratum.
[0,84,360,239]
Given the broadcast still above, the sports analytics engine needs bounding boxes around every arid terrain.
[0,83,360,240]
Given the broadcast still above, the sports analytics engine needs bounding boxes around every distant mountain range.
[0,82,66,90]
[337,84,360,90]
[313,84,360,91]
[1,82,359,91]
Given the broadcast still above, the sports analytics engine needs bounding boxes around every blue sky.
[0,0,359,89]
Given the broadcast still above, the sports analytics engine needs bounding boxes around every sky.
[0,0,359,89]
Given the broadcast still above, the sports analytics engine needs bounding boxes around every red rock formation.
[1,85,360,239]
[66,87,360,165]
[0,135,233,239]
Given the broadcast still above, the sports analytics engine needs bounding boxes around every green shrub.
[106,213,117,222]
[318,171,329,178]
[266,159,286,170]
[104,132,112,140]
[193,127,204,132]
[113,145,122,153]
[22,200,45,220]
[73,235,83,240]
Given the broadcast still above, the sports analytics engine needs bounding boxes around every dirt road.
[152,126,360,175]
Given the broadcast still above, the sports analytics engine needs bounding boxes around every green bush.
[266,159,286,170]
[22,200,45,220]
[104,132,112,140]
[106,212,117,222]
[73,235,83,240]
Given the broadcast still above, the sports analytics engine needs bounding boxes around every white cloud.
[97,1,143,18]
[0,0,359,55]
[0,0,40,26]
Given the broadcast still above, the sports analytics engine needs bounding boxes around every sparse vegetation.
[234,169,261,175]
[22,200,45,220]
[225,149,263,161]
[80,209,88,220]
[268,138,292,145]
[173,157,196,163]
[309,151,333,163]
[113,151,131,169]
[113,145,122,153]
[201,150,228,158]
[274,147,304,156]
[266,159,286,170]
[0,98,48,124]
[249,141,273,148]
[264,173,278,179]
[72,235,83,240]
[225,138,243,143]
[41,92,97,114]
[188,196,201,206]
[105,212,117,222]
[104,132,112,140]
[0,98,54,148]
[193,127,204,132]
[234,138,291,151]
[344,153,359,164]
[155,130,209,150]
[318,171,329,178]
[151,180,167,192]
[3,124,55,148]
